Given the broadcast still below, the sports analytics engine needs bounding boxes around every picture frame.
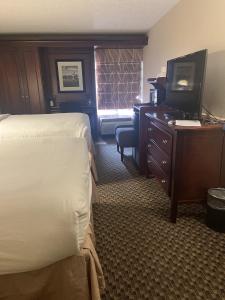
[56,60,85,92]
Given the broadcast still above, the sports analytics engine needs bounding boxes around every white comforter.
[0,114,10,121]
[0,137,91,275]
[0,113,92,151]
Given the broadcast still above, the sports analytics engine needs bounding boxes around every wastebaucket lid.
[207,188,225,209]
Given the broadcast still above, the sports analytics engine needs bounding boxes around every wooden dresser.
[132,103,175,174]
[145,112,225,222]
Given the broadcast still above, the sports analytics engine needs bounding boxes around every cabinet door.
[0,48,27,114]
[21,48,45,114]
[0,47,46,115]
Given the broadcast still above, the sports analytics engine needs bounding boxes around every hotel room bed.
[0,113,98,182]
[0,137,104,299]
[0,113,91,146]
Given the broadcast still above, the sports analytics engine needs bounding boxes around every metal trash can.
[206,188,225,233]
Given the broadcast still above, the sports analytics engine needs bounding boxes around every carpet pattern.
[93,143,225,300]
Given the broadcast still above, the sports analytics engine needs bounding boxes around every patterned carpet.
[93,141,225,300]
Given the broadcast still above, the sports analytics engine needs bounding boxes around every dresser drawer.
[147,121,172,155]
[147,155,170,194]
[147,140,171,176]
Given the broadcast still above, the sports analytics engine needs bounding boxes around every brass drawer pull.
[161,179,166,184]
[162,139,168,144]
[161,160,167,165]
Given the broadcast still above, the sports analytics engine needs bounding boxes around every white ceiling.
[0,0,179,34]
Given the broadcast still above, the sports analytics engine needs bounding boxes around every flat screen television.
[164,49,207,119]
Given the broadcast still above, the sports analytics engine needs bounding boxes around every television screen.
[164,49,207,119]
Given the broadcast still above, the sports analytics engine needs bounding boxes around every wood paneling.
[22,48,45,113]
[47,48,94,106]
[43,47,97,138]
[0,47,27,114]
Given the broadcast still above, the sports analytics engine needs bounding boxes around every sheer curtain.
[95,48,143,111]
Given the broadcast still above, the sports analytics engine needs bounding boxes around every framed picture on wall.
[56,60,85,92]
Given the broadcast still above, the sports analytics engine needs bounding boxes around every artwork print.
[57,61,84,92]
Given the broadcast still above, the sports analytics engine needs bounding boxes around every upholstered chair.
[115,125,136,161]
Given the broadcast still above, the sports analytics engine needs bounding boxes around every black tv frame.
[164,49,207,120]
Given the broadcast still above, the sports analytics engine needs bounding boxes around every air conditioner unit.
[99,117,133,135]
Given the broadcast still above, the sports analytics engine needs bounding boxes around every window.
[95,48,143,111]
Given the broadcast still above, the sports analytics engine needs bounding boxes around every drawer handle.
[161,160,167,165]
[161,179,166,184]
[147,144,151,149]
[148,128,153,132]
[147,160,152,164]
[162,139,168,144]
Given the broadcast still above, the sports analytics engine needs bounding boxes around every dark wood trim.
[0,34,148,48]
[47,47,94,54]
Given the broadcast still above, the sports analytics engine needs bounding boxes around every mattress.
[0,113,92,151]
[0,113,98,182]
[0,137,92,275]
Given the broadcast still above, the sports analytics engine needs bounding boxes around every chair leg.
[121,147,124,162]
[117,143,119,153]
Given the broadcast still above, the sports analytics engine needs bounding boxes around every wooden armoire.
[0,46,45,114]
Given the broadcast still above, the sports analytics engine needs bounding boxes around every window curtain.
[95,48,143,110]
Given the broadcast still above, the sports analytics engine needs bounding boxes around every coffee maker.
[147,77,166,106]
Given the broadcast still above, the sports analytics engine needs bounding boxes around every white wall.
[143,0,225,118]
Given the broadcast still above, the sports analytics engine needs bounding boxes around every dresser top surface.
[145,112,224,132]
